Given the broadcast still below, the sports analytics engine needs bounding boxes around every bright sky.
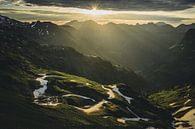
[0,0,195,26]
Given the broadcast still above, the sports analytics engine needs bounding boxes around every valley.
[0,15,194,129]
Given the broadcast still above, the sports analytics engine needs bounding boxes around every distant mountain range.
[1,14,194,87]
[0,15,149,92]
[64,20,195,87]
[8,16,194,88]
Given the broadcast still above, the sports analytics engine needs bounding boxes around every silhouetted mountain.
[176,23,195,33]
[65,20,195,88]
[177,29,195,83]
[65,20,194,72]
[143,29,195,88]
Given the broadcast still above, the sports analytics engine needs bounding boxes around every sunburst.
[80,5,112,16]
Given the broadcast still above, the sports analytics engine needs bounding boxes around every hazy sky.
[0,0,195,26]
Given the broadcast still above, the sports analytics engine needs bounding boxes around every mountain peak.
[66,20,79,25]
[83,20,99,26]
[156,22,167,26]
[176,23,195,32]
[186,28,195,35]
[177,29,195,61]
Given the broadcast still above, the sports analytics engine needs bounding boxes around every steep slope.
[2,15,193,90]
[0,51,173,129]
[34,20,195,90]
[32,20,195,89]
[0,16,173,129]
[149,85,195,129]
[176,23,195,33]
[143,29,195,88]
[3,15,194,90]
[65,21,185,72]
[0,15,148,92]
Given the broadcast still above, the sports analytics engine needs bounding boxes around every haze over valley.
[0,1,195,129]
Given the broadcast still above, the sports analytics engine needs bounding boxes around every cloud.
[0,5,192,26]
[0,0,25,5]
[104,13,189,22]
[23,0,195,11]
[0,0,195,26]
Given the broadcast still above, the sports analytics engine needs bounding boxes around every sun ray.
[79,5,112,16]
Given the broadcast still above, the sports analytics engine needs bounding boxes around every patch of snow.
[33,74,61,106]
[102,85,115,99]
[169,102,176,106]
[86,83,91,86]
[169,44,177,50]
[184,99,191,105]
[172,121,175,129]
[31,22,37,28]
[127,107,139,118]
[123,117,148,122]
[117,118,126,124]
[33,74,48,98]
[70,79,76,82]
[117,117,149,124]
[116,106,150,124]
[111,85,134,104]
[63,94,95,102]
[110,84,150,124]
[146,127,157,129]
[127,107,149,121]
[46,30,49,35]
[34,101,60,106]
[103,116,109,119]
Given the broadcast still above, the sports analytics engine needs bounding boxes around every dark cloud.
[104,13,189,21]
[24,0,195,11]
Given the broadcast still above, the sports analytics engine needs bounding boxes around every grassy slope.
[149,85,195,107]
[0,51,174,129]
[0,16,173,128]
[0,53,121,129]
[0,52,143,129]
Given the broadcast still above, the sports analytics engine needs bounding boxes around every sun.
[80,6,112,16]
[92,6,97,11]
